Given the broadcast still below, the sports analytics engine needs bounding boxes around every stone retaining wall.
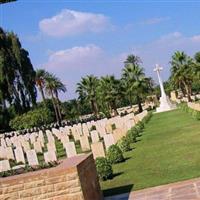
[0,154,103,200]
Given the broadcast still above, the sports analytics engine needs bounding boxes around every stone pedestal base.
[156,95,176,113]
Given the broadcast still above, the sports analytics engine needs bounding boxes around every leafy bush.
[179,103,200,120]
[117,136,131,152]
[107,144,124,164]
[9,107,54,130]
[126,128,138,143]
[95,157,113,181]
[142,112,153,124]
[192,110,200,120]
[137,121,144,129]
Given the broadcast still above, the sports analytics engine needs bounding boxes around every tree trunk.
[183,81,192,102]
[50,89,59,122]
[91,99,98,117]
[55,93,62,122]
[112,101,118,116]
[137,95,143,113]
[180,82,186,97]
[39,86,46,102]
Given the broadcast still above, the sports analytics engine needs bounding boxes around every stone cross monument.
[154,64,176,113]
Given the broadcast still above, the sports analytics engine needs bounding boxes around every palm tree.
[170,51,194,102]
[35,69,47,102]
[52,78,67,121]
[99,75,120,116]
[76,75,99,117]
[122,54,150,113]
[124,54,142,66]
[44,73,60,122]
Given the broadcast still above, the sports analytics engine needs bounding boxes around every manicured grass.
[102,109,200,196]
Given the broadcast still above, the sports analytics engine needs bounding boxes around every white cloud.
[42,44,126,99]
[141,17,170,25]
[45,44,104,70]
[41,32,200,100]
[39,9,111,37]
[132,32,200,80]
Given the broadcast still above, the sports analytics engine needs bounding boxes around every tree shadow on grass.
[103,184,134,197]
[112,172,124,178]
[124,156,131,162]
[135,138,141,142]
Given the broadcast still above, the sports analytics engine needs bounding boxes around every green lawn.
[102,109,200,196]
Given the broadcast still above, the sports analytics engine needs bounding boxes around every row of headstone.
[0,109,148,172]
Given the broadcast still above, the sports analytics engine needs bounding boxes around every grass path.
[102,109,200,196]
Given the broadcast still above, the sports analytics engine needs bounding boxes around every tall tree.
[0,28,36,113]
[170,51,194,102]
[122,54,150,112]
[52,77,67,121]
[98,75,120,116]
[44,72,66,122]
[76,75,99,117]
[35,69,47,102]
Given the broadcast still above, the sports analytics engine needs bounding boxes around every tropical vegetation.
[1,27,200,132]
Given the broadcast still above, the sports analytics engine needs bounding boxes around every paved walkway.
[104,177,200,200]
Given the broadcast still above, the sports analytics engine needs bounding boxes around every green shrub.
[117,136,131,152]
[179,103,200,120]
[142,112,153,123]
[192,110,200,120]
[107,144,124,164]
[9,107,54,130]
[137,121,144,129]
[126,129,137,143]
[95,157,113,181]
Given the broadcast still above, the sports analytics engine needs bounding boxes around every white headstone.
[44,150,57,163]
[80,135,90,151]
[47,142,56,152]
[33,141,43,153]
[14,147,25,164]
[90,130,99,143]
[103,134,115,150]
[26,150,39,166]
[0,160,11,172]
[64,142,77,158]
[91,142,105,159]
[5,147,14,160]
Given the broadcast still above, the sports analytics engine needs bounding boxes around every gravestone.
[44,150,57,163]
[90,130,99,143]
[91,142,105,159]
[80,135,90,151]
[5,147,14,160]
[61,135,69,145]
[113,128,125,143]
[22,141,31,152]
[97,127,106,138]
[105,124,113,134]
[47,142,56,152]
[103,134,115,150]
[65,142,77,158]
[0,147,6,159]
[14,147,25,164]
[26,150,39,166]
[33,141,43,153]
[0,160,11,172]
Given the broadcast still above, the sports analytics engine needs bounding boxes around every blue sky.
[1,0,200,100]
